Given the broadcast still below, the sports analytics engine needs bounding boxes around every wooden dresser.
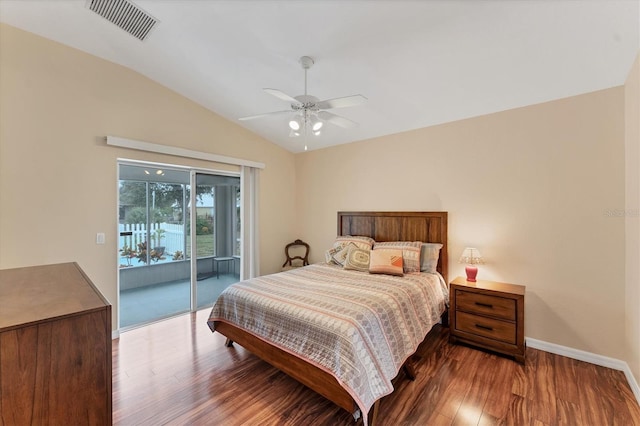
[0,262,112,424]
[449,276,525,363]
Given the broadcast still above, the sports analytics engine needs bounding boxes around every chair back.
[282,239,310,268]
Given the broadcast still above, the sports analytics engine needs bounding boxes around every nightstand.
[449,276,526,364]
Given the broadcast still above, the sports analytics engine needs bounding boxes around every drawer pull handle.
[475,324,494,331]
[475,302,493,308]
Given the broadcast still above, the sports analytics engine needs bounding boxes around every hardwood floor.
[113,310,640,425]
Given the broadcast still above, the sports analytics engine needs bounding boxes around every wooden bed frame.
[213,211,448,424]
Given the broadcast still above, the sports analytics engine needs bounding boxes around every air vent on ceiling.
[86,0,158,41]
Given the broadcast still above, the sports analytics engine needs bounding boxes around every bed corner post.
[368,401,380,425]
[441,309,449,327]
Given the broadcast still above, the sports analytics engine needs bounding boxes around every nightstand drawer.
[455,290,516,320]
[455,311,516,344]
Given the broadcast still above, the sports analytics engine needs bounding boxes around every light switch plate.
[96,233,105,244]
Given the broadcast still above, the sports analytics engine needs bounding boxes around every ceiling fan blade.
[318,111,358,128]
[263,88,300,104]
[239,110,292,121]
[316,94,367,110]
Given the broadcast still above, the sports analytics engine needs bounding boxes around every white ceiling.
[1,1,638,153]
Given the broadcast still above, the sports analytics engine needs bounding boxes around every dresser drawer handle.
[475,324,494,331]
[475,302,493,308]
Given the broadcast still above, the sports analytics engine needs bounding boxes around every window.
[118,165,189,267]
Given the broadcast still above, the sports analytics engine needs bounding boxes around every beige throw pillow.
[369,249,404,276]
[343,246,371,272]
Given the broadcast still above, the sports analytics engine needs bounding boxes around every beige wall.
[625,53,640,383]
[1,22,637,370]
[0,24,297,331]
[296,87,627,359]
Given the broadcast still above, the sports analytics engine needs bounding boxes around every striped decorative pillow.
[373,241,422,273]
[331,242,357,266]
[369,249,404,276]
[325,246,342,264]
[333,235,375,251]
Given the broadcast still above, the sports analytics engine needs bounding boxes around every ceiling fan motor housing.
[292,95,320,111]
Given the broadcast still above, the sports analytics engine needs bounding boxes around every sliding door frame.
[116,159,241,330]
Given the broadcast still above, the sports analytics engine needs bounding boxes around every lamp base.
[465,265,478,282]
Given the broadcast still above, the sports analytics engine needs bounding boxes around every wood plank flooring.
[113,310,640,425]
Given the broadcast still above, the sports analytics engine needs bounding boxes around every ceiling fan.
[239,56,367,140]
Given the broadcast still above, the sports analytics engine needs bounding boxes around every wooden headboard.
[337,211,448,281]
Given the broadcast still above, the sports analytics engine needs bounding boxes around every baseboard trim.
[624,367,640,406]
[526,337,640,405]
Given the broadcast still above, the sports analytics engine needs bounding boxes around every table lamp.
[459,247,484,282]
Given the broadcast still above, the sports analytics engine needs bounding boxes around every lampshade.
[459,247,484,265]
[288,116,302,131]
[310,115,323,131]
[459,247,484,282]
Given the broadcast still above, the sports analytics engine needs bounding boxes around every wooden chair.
[282,239,310,271]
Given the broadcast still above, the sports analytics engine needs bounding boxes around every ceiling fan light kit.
[239,56,367,149]
[288,117,302,131]
[310,116,323,131]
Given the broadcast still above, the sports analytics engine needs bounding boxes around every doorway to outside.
[118,162,241,329]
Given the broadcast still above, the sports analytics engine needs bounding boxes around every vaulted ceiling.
[1,0,638,153]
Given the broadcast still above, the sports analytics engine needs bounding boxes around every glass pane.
[119,180,148,267]
[118,164,191,329]
[234,185,241,256]
[148,182,186,264]
[195,183,215,258]
[195,173,241,309]
[185,183,192,259]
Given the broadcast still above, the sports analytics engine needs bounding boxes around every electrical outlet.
[96,233,105,244]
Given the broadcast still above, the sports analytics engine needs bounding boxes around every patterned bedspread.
[207,263,448,419]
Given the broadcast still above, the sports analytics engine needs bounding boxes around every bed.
[207,211,448,424]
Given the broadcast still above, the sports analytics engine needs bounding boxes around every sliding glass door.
[118,163,240,329]
[193,172,241,309]
[118,165,191,328]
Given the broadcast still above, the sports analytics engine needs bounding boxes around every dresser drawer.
[455,289,516,320]
[455,311,516,344]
